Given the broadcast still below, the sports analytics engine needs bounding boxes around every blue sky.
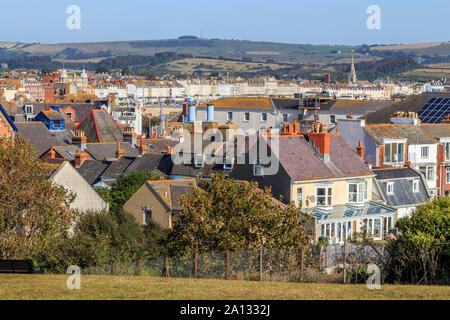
[1,0,448,45]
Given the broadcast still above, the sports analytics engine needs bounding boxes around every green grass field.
[0,275,448,300]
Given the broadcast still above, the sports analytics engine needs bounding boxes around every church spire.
[348,55,357,85]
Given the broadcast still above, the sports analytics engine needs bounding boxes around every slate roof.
[52,145,79,159]
[0,104,18,131]
[24,103,94,122]
[266,135,373,182]
[85,142,138,160]
[320,99,393,113]
[392,125,437,145]
[15,122,68,157]
[124,153,165,173]
[365,92,450,124]
[76,160,110,185]
[364,125,405,140]
[373,167,419,180]
[40,110,65,121]
[100,157,135,180]
[141,139,180,154]
[147,178,196,210]
[421,123,450,138]
[271,98,303,110]
[76,110,124,143]
[170,185,194,211]
[198,97,273,110]
[374,167,430,207]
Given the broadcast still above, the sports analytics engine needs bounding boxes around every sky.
[0,0,448,45]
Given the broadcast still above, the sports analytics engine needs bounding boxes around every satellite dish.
[309,195,316,203]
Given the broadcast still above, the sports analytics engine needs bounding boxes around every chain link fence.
[80,243,383,283]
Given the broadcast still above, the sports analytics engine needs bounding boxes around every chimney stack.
[48,147,56,159]
[72,130,87,150]
[115,142,126,159]
[123,126,137,146]
[307,122,332,162]
[138,139,150,156]
[356,140,365,161]
[74,149,89,168]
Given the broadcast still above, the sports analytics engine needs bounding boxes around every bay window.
[384,142,404,163]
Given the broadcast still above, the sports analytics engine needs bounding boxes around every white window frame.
[421,146,429,159]
[296,187,303,208]
[25,105,33,114]
[386,182,394,195]
[243,112,250,122]
[384,142,405,164]
[445,143,450,162]
[227,112,233,121]
[261,113,267,123]
[348,182,367,203]
[447,167,450,184]
[426,166,434,181]
[142,207,152,225]
[413,179,419,193]
[282,114,288,122]
[316,186,332,206]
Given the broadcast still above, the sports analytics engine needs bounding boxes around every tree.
[121,66,133,76]
[96,66,109,74]
[384,198,449,284]
[0,137,75,260]
[168,173,312,255]
[104,170,161,210]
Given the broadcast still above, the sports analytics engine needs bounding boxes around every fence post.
[138,260,141,277]
[194,250,198,279]
[89,265,92,275]
[259,246,263,281]
[165,256,170,278]
[112,262,114,276]
[343,241,347,284]
[299,245,304,281]
[226,249,229,280]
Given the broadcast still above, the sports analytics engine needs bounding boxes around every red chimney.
[356,141,365,161]
[307,122,332,161]
[74,150,89,167]
[48,147,56,159]
[183,102,189,117]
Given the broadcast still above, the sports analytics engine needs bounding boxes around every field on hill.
[158,58,286,74]
[0,274,448,300]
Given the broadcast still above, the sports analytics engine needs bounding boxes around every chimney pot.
[356,140,365,161]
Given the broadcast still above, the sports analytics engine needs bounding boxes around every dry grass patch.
[0,274,448,300]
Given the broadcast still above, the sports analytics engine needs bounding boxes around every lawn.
[0,274,448,300]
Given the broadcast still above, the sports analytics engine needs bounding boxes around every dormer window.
[384,142,405,164]
[387,182,394,195]
[413,179,419,193]
[25,105,33,114]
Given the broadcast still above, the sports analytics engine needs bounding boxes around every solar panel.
[418,97,450,123]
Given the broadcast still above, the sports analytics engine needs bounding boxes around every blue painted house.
[33,108,65,131]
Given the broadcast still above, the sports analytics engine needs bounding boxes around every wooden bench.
[0,259,44,274]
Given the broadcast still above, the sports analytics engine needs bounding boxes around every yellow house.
[230,125,396,243]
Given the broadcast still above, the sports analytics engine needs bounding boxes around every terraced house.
[196,97,303,132]
[230,123,396,244]
[335,113,439,196]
